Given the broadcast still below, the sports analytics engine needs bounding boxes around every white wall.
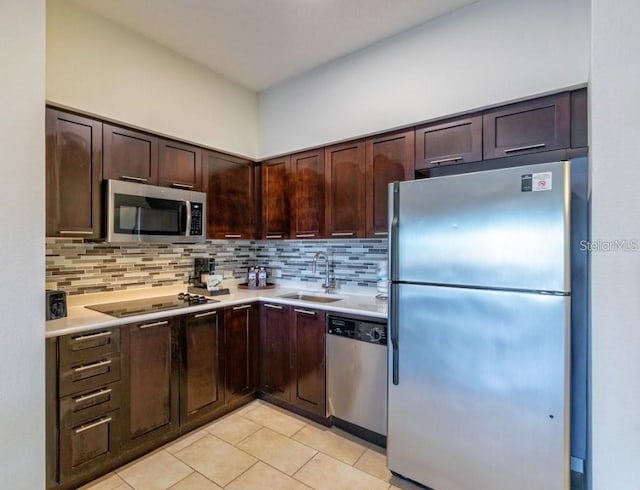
[259,0,590,158]
[47,0,259,158]
[590,1,640,489]
[0,0,45,487]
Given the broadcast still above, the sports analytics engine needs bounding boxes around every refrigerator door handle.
[390,282,400,385]
[390,181,400,282]
[390,181,400,385]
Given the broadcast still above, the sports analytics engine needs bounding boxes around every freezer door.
[394,161,571,292]
[387,284,570,490]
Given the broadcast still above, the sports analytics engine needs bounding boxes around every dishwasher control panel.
[327,315,387,345]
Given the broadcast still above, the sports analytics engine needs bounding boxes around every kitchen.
[1,1,639,489]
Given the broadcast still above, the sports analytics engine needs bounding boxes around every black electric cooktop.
[86,293,217,318]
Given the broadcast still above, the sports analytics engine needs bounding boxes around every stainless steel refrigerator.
[387,160,588,490]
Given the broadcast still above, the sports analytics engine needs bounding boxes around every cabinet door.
[122,318,178,449]
[291,307,326,416]
[103,124,158,184]
[483,92,571,159]
[259,303,291,402]
[571,88,588,149]
[180,309,224,424]
[415,114,482,170]
[158,139,203,191]
[325,141,366,238]
[365,130,414,238]
[224,304,258,404]
[59,410,120,483]
[202,150,255,239]
[290,149,325,239]
[46,108,103,239]
[261,157,290,239]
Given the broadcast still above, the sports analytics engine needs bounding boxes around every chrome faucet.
[312,252,336,293]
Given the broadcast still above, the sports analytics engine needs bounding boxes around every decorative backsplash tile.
[46,238,388,296]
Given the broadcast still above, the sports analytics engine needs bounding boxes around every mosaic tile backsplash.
[46,238,388,296]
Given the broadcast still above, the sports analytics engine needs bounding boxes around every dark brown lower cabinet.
[224,304,259,404]
[258,303,327,419]
[180,309,225,424]
[259,303,292,402]
[291,307,326,416]
[46,303,262,488]
[59,410,120,482]
[121,318,179,450]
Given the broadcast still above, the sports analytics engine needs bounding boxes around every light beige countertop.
[46,282,388,338]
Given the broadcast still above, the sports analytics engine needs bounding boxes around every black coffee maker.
[190,258,216,289]
[188,258,229,295]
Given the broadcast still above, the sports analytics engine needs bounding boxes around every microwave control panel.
[190,202,203,236]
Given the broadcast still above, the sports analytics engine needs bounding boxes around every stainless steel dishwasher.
[326,314,388,446]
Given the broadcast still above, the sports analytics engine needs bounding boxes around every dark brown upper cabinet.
[261,156,290,239]
[202,150,255,239]
[365,130,415,238]
[46,108,103,239]
[325,140,366,238]
[290,149,325,239]
[158,139,202,191]
[571,88,588,149]
[415,114,482,170]
[483,92,571,160]
[103,124,159,184]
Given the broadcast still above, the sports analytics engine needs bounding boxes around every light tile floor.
[80,400,423,490]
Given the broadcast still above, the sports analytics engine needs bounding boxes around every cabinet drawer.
[59,353,121,397]
[60,381,121,428]
[59,409,120,482]
[59,328,120,367]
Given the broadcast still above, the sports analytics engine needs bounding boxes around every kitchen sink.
[278,293,343,303]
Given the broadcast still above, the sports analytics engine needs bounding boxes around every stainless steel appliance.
[387,159,589,490]
[86,293,217,318]
[106,179,206,243]
[326,314,387,446]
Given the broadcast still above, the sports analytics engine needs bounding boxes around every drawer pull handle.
[73,331,112,342]
[121,175,148,183]
[294,308,316,316]
[75,417,112,434]
[171,182,194,189]
[232,304,251,311]
[429,156,462,165]
[331,232,354,237]
[74,388,112,404]
[504,143,546,153]
[374,232,388,236]
[263,304,283,310]
[194,310,217,319]
[73,359,111,373]
[58,230,93,235]
[296,234,316,238]
[225,234,242,238]
[139,320,169,329]
[266,234,283,239]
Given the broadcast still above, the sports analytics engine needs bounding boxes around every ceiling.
[68,0,477,92]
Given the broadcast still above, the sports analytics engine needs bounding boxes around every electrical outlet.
[223,270,233,279]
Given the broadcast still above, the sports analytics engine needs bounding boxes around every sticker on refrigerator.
[521,174,532,192]
[532,172,552,192]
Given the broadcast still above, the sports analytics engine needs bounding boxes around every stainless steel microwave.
[106,179,206,243]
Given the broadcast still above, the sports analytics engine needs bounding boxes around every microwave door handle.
[185,201,192,236]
